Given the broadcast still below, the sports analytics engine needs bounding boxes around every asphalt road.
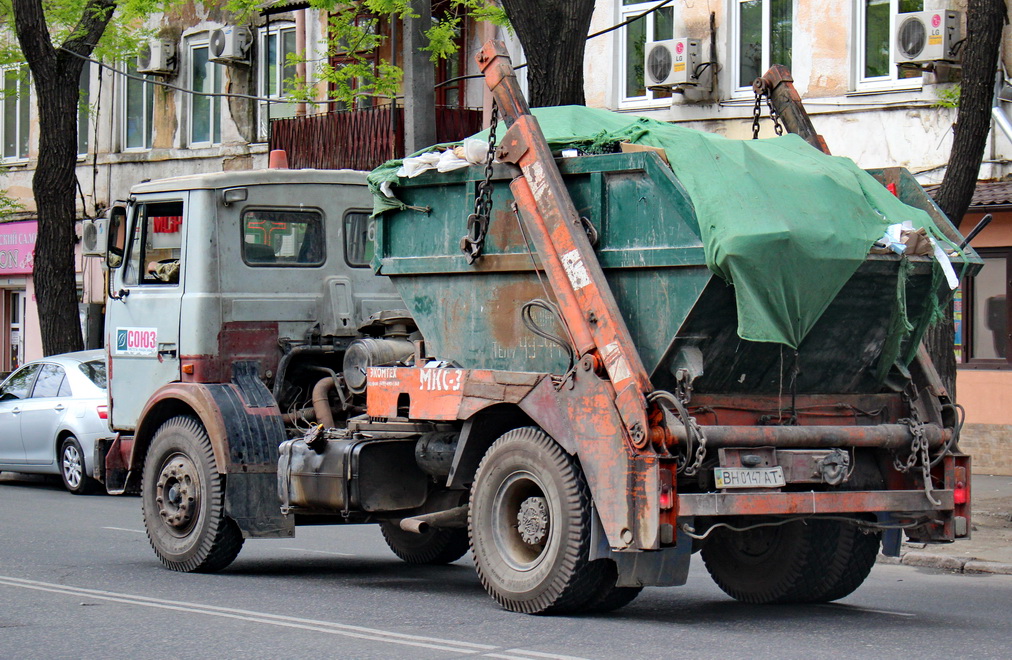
[2,472,1011,660]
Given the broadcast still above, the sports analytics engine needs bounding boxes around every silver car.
[0,350,111,494]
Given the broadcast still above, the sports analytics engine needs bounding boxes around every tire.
[60,436,97,495]
[579,560,643,613]
[379,521,469,565]
[804,521,881,603]
[141,416,244,573]
[701,517,837,604]
[468,427,606,614]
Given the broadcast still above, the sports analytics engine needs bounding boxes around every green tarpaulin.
[369,106,943,349]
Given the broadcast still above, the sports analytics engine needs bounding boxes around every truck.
[89,42,977,614]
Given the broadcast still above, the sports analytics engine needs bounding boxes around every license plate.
[714,466,786,489]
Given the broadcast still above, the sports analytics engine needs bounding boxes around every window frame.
[730,0,795,96]
[2,64,31,163]
[853,0,925,93]
[616,0,676,109]
[959,247,1011,368]
[258,22,298,141]
[122,61,155,151]
[187,38,224,147]
[123,199,186,287]
[240,206,327,268]
[343,209,374,268]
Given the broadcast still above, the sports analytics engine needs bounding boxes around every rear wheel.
[805,522,881,602]
[379,521,469,565]
[579,560,643,613]
[701,518,834,604]
[469,427,605,614]
[141,416,244,572]
[60,436,97,495]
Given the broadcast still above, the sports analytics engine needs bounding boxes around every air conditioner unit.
[81,219,106,257]
[210,26,252,64]
[137,39,176,75]
[894,11,962,64]
[645,38,702,88]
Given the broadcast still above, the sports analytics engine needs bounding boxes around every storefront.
[0,220,38,376]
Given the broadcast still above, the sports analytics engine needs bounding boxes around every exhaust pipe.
[398,504,469,534]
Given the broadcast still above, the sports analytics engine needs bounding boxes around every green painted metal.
[374,152,711,376]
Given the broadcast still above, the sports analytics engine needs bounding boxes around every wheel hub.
[517,496,549,545]
[62,445,82,488]
[155,458,198,530]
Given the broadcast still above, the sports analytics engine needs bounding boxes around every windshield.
[79,360,107,389]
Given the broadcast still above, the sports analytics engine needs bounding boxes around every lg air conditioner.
[644,38,702,88]
[894,11,962,64]
[137,38,176,75]
[210,26,252,64]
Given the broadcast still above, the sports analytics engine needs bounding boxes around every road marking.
[816,603,916,618]
[0,575,496,654]
[102,527,145,534]
[279,546,354,557]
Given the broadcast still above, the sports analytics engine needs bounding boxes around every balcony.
[268,105,484,171]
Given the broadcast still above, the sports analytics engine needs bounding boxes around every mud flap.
[211,361,294,539]
[589,507,691,587]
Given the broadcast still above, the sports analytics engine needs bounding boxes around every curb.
[879,552,1012,576]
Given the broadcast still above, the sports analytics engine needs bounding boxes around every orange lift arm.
[475,40,657,450]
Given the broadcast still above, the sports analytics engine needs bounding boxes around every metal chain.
[751,85,783,139]
[894,392,941,506]
[649,390,708,476]
[765,94,784,136]
[751,93,763,140]
[460,101,499,264]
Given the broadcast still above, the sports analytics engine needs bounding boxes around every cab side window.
[344,211,373,268]
[242,208,325,267]
[124,200,185,285]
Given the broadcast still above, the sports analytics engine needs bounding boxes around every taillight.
[97,405,108,420]
[659,468,674,510]
[954,480,968,505]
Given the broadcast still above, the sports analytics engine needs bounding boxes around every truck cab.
[99,169,401,501]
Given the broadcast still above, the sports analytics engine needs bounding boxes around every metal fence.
[269,106,484,171]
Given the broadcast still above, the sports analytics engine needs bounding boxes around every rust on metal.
[755,64,830,154]
[678,489,954,517]
[669,423,949,449]
[476,40,655,452]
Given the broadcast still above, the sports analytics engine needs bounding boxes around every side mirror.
[106,206,127,270]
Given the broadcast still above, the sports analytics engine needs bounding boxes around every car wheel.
[141,416,244,572]
[60,436,97,495]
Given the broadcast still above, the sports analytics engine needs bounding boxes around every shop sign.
[0,221,37,276]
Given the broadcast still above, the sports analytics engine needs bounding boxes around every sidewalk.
[880,473,1012,575]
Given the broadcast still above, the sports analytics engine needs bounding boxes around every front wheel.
[141,416,244,572]
[60,436,97,495]
[468,427,606,614]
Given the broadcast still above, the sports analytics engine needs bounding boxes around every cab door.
[106,196,186,432]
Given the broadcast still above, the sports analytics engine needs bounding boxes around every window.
[258,24,298,140]
[344,211,373,267]
[79,360,107,389]
[123,62,155,150]
[960,249,1010,365]
[856,0,924,88]
[2,64,30,161]
[124,201,185,286]
[734,0,793,91]
[618,0,674,106]
[31,364,66,398]
[189,42,223,146]
[78,64,91,156]
[0,364,40,401]
[242,208,325,266]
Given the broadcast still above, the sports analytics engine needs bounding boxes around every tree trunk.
[923,0,1006,399]
[499,0,595,107]
[12,0,115,356]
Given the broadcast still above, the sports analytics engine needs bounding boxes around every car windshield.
[79,360,107,389]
